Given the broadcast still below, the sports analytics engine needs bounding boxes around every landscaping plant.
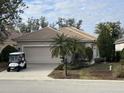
[85,47,93,61]
[50,34,71,76]
[50,34,85,76]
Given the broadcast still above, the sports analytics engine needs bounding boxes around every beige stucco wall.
[0,40,17,53]
[17,41,51,46]
[115,43,124,51]
[17,41,61,63]
[17,41,99,60]
[17,41,52,51]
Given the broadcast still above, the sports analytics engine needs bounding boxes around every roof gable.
[16,27,58,42]
[115,37,124,44]
[59,27,96,41]
[16,27,96,42]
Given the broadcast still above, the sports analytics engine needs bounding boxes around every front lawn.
[0,62,8,72]
[80,63,113,80]
[48,61,124,80]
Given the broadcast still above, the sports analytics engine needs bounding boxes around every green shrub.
[117,72,124,78]
[55,61,90,70]
[67,63,89,70]
[67,60,90,70]
[0,53,1,62]
[121,48,124,59]
[115,51,121,62]
[112,62,124,78]
[94,58,105,63]
[55,64,64,70]
[1,45,18,62]
[85,47,93,61]
[116,64,124,78]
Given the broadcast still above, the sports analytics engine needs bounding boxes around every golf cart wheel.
[23,64,27,69]
[7,68,10,72]
[16,67,20,72]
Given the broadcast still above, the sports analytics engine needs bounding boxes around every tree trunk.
[64,61,68,77]
[62,57,68,77]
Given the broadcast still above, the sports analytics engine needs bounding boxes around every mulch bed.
[48,70,80,79]
[49,70,115,79]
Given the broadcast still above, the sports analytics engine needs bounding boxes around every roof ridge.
[69,27,96,39]
[16,27,57,40]
[65,27,96,40]
[15,27,59,41]
[115,37,124,44]
[46,26,58,32]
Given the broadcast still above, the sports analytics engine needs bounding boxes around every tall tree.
[18,23,30,33]
[66,18,75,27]
[97,28,113,61]
[57,17,82,29]
[39,16,48,28]
[49,23,56,30]
[27,18,40,32]
[56,18,66,28]
[76,20,83,29]
[0,0,26,41]
[18,16,48,33]
[0,23,7,42]
[96,21,123,61]
[96,22,123,40]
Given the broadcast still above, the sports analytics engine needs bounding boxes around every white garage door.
[23,46,60,63]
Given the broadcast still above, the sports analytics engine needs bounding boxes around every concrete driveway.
[0,63,58,80]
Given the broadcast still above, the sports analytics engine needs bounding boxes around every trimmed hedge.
[1,45,18,62]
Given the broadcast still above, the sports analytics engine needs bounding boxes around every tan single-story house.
[0,31,22,52]
[115,37,124,51]
[16,27,99,64]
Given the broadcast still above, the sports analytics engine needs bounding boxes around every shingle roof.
[16,27,58,42]
[59,27,96,41]
[16,27,96,42]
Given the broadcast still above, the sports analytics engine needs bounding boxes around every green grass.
[91,63,110,70]
[80,63,112,79]
[112,60,124,78]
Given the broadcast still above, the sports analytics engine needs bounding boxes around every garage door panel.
[24,46,60,63]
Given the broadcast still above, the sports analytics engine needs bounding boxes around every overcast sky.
[21,0,124,35]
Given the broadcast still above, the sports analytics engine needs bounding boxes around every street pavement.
[0,80,124,93]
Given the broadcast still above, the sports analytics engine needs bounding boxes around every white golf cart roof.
[9,52,24,55]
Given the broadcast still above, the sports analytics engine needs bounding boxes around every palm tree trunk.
[63,57,68,77]
[65,61,68,77]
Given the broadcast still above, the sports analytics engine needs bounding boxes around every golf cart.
[7,52,27,72]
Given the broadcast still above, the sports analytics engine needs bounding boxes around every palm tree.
[50,34,71,76]
[68,38,85,64]
[50,34,85,76]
